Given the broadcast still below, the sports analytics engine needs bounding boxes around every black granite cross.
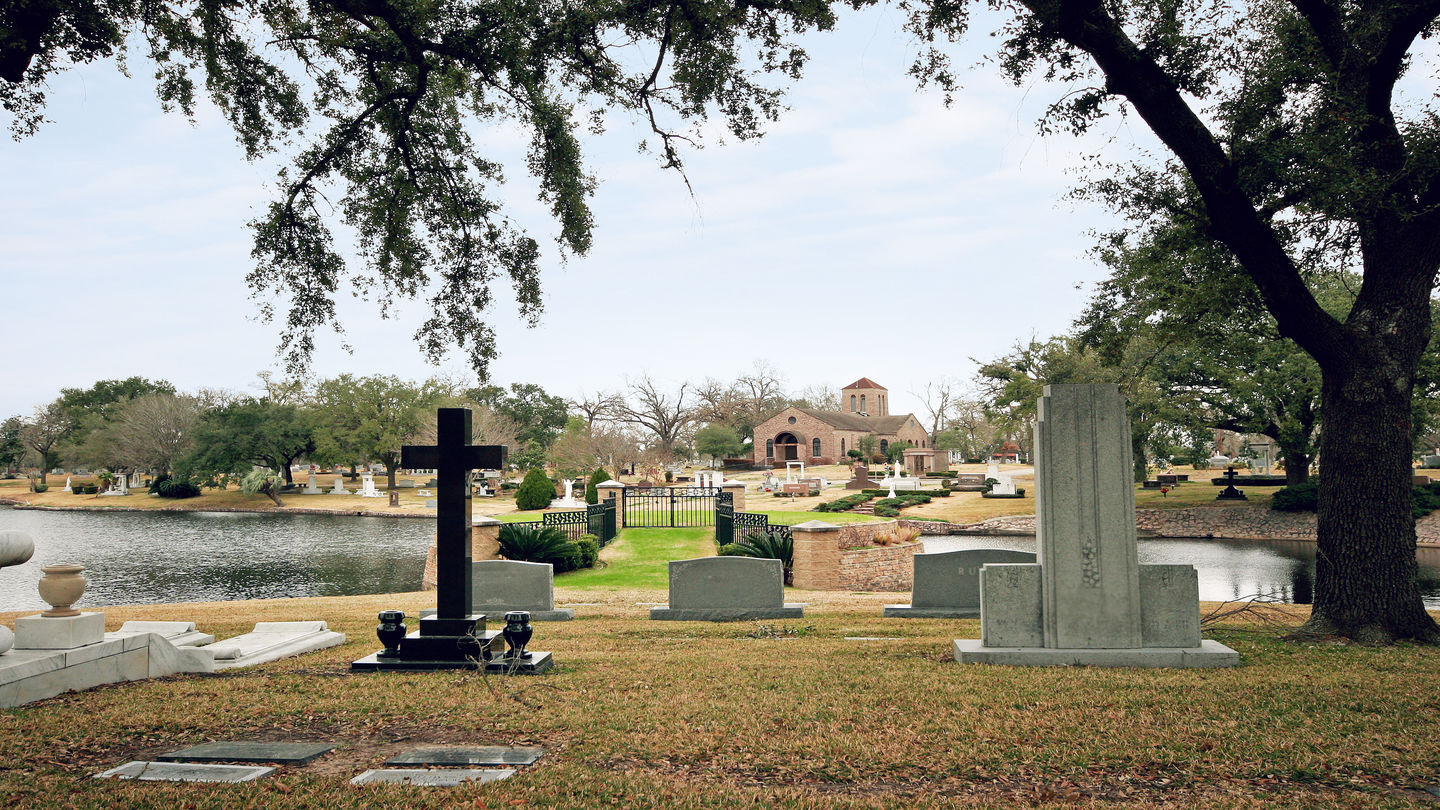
[401,408,507,620]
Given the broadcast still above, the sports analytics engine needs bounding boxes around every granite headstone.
[650,557,803,621]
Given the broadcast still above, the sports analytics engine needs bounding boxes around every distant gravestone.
[884,549,1036,618]
[650,557,803,621]
[954,384,1238,668]
[952,473,987,491]
[845,463,879,490]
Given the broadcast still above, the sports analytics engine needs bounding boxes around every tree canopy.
[2,0,837,376]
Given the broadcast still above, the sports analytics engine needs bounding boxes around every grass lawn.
[557,527,717,590]
[1,584,1437,807]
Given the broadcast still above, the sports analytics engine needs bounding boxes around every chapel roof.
[841,377,886,391]
[796,408,912,433]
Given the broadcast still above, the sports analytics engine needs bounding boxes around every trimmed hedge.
[860,489,950,498]
[816,493,872,512]
[1271,482,1319,512]
[1273,481,1440,518]
[514,469,555,510]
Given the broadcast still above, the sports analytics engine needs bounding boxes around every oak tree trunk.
[1282,451,1310,486]
[1305,363,1440,643]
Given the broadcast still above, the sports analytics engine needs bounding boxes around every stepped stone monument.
[954,384,1238,668]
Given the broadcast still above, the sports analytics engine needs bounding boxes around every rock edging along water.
[0,499,437,520]
[925,505,1440,548]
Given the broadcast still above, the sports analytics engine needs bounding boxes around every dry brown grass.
[1,587,1438,809]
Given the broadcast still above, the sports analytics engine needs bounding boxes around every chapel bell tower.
[841,377,888,417]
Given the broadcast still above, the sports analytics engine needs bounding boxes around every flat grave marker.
[385,746,544,766]
[156,741,334,765]
[94,762,275,782]
[350,768,515,786]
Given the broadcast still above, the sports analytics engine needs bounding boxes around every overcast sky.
[2,5,1166,420]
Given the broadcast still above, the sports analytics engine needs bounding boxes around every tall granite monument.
[353,408,551,673]
[954,384,1238,667]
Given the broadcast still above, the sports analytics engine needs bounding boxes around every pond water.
[0,507,434,611]
[2,507,1437,610]
[923,535,1440,608]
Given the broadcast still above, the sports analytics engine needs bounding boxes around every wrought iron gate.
[622,486,724,528]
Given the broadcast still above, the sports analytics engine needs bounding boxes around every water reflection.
[0,507,433,610]
[923,535,1440,608]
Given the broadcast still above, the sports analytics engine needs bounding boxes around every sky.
[1,5,1166,421]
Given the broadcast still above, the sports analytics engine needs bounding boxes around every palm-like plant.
[498,524,580,570]
[731,529,794,585]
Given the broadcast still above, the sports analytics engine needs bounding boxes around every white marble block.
[15,612,106,650]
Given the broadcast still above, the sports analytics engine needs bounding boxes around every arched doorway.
[774,432,801,461]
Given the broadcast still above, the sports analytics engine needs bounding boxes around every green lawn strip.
[558,527,716,590]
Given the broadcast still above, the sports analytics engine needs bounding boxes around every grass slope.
[0,589,1437,808]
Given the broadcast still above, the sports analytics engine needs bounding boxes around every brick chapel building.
[750,377,939,470]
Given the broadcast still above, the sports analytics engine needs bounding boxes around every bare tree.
[913,379,964,438]
[570,390,623,430]
[794,384,840,412]
[19,401,70,484]
[733,360,788,428]
[108,394,206,476]
[418,400,521,458]
[617,377,693,457]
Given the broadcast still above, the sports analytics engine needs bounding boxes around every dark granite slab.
[157,742,335,765]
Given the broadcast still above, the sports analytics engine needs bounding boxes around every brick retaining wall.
[838,541,921,591]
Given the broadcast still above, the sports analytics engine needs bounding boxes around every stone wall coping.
[791,520,842,531]
[471,516,502,526]
[596,480,625,488]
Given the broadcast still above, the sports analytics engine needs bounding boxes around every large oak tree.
[915,0,1440,642]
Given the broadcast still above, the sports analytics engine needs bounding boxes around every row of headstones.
[459,550,1030,623]
[94,742,542,786]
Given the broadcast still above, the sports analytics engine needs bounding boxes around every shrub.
[729,530,795,585]
[498,523,578,568]
[154,478,202,498]
[1271,482,1319,512]
[872,505,900,517]
[31,483,48,493]
[718,543,747,556]
[1414,482,1440,518]
[514,469,555,510]
[586,468,609,504]
[573,535,600,569]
